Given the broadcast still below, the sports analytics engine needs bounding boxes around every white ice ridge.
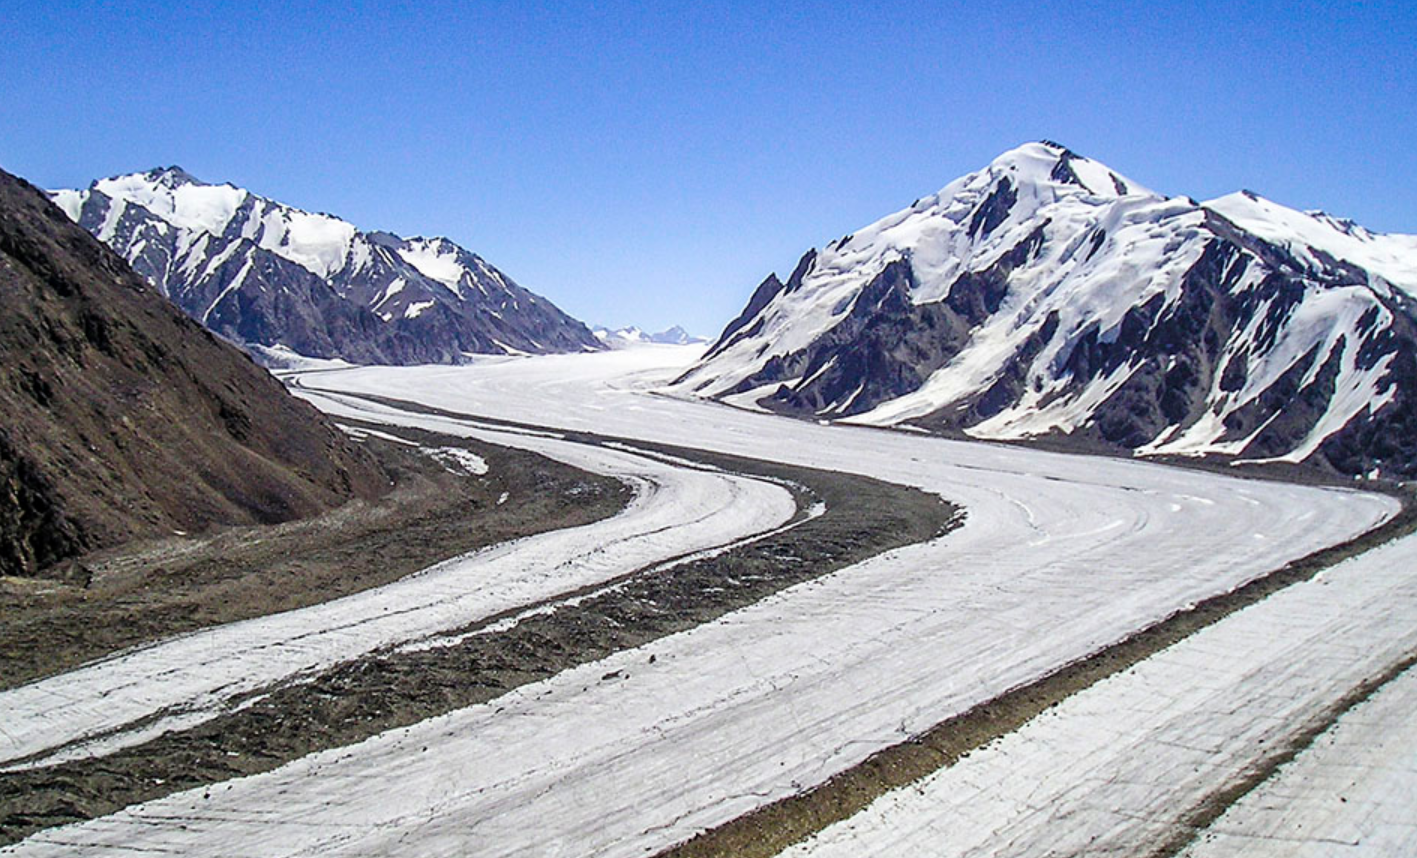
[1207,190,1417,299]
[4,348,1395,857]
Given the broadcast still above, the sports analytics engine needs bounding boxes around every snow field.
[1207,191,1417,299]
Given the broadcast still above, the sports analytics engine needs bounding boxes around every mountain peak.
[978,142,1144,199]
[88,166,205,191]
[593,325,706,347]
[1205,190,1417,294]
[679,145,1417,477]
[1,165,388,577]
[142,165,204,188]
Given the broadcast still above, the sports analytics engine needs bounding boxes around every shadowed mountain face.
[51,169,602,364]
[0,167,389,579]
[676,142,1417,478]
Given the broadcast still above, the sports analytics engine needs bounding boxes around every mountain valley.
[4,144,1416,858]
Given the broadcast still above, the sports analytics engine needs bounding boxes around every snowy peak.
[397,238,465,287]
[652,325,707,345]
[903,141,1154,228]
[82,168,360,279]
[90,167,250,237]
[593,325,708,348]
[395,236,498,297]
[0,164,388,576]
[678,143,1417,478]
[52,170,602,363]
[141,165,204,188]
[978,140,1147,200]
[681,142,1180,399]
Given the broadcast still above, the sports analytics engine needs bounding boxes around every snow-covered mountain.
[674,142,1417,478]
[593,325,708,348]
[51,168,602,364]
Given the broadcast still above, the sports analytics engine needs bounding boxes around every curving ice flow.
[0,410,797,769]
[782,519,1417,858]
[4,346,1398,857]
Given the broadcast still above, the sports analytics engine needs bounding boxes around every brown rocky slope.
[0,167,387,579]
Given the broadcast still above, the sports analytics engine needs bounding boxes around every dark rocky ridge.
[0,167,388,578]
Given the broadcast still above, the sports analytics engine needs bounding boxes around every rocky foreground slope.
[0,167,387,579]
[53,168,602,364]
[674,142,1417,478]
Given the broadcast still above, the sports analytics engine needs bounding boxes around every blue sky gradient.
[4,1,1414,334]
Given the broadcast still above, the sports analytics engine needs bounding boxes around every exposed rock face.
[0,167,388,578]
[51,169,602,364]
[675,142,1417,478]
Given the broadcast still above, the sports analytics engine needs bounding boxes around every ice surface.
[1182,663,1417,857]
[4,349,1389,857]
[784,526,1417,858]
[0,390,795,769]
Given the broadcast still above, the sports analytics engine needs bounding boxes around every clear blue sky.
[4,1,1414,335]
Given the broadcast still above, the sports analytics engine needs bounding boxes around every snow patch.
[403,300,436,319]
[398,239,468,295]
[427,446,489,476]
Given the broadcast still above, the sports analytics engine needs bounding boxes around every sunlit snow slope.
[674,142,1417,477]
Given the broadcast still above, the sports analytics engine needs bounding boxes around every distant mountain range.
[592,324,707,348]
[674,142,1417,478]
[0,167,387,579]
[52,168,602,364]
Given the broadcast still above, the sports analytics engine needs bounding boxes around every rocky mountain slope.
[52,169,602,364]
[0,167,388,579]
[673,142,1417,478]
